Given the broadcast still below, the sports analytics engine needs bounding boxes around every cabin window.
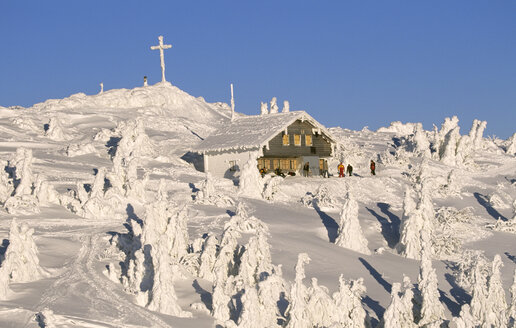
[257,158,265,170]
[273,159,280,169]
[229,160,238,171]
[305,134,312,146]
[264,159,271,170]
[290,159,297,170]
[282,134,290,146]
[294,134,301,146]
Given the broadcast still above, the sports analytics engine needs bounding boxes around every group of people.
[337,160,376,177]
[261,159,377,178]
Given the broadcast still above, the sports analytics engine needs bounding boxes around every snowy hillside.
[0,82,516,328]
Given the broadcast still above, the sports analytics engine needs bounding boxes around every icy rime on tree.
[397,162,435,260]
[334,191,370,254]
[0,219,45,299]
[238,154,264,198]
[108,119,152,200]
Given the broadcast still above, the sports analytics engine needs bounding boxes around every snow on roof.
[193,111,336,153]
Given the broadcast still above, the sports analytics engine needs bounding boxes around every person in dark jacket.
[346,164,353,177]
[370,160,376,175]
[303,162,310,177]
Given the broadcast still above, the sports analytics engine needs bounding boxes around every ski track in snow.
[32,231,172,328]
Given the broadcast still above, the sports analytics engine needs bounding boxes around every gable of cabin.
[262,119,333,158]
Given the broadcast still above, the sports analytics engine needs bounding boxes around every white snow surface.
[0,82,515,327]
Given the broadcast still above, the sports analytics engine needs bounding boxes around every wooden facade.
[257,120,333,175]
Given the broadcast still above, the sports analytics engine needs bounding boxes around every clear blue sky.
[1,1,515,138]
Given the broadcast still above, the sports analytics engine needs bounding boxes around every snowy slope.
[0,83,515,328]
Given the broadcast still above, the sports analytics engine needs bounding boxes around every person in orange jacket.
[338,162,345,177]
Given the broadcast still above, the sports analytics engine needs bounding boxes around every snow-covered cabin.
[193,111,337,178]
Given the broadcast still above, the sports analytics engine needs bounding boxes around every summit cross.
[150,35,172,83]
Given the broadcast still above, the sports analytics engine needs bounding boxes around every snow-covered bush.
[65,142,97,157]
[439,169,462,197]
[335,191,370,255]
[377,121,418,135]
[0,219,46,299]
[225,202,268,234]
[195,173,234,206]
[262,175,283,201]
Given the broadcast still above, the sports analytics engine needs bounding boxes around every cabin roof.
[193,111,336,153]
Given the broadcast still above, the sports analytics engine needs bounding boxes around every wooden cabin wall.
[262,120,332,158]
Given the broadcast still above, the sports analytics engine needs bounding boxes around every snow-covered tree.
[381,283,404,328]
[238,154,264,198]
[11,148,35,197]
[335,191,370,254]
[237,286,263,328]
[410,123,431,158]
[0,160,13,204]
[198,233,218,281]
[238,230,273,286]
[282,100,290,113]
[211,268,232,324]
[270,97,279,114]
[256,265,288,327]
[416,230,445,327]
[470,257,489,325]
[0,219,46,299]
[468,119,487,150]
[451,304,476,328]
[506,133,516,155]
[147,242,192,317]
[305,278,336,327]
[440,126,460,166]
[485,254,508,327]
[286,253,311,328]
[508,269,516,327]
[44,116,65,141]
[333,275,370,328]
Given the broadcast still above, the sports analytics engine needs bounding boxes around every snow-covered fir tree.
[415,229,445,327]
[509,269,516,327]
[485,254,508,327]
[380,283,404,328]
[237,286,262,327]
[238,154,264,198]
[451,304,476,328]
[286,253,311,328]
[305,277,336,327]
[332,275,370,328]
[335,191,370,254]
[0,219,46,299]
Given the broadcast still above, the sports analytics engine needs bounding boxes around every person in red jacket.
[338,162,345,177]
[370,160,376,175]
